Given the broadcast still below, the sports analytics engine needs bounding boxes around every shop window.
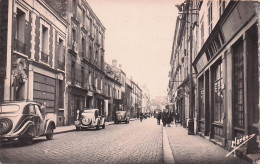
[233,40,244,129]
[213,61,224,123]
[199,76,205,119]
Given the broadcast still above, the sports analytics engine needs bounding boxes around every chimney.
[112,59,117,68]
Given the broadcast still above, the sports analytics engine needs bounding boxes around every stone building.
[0,0,68,126]
[169,0,260,157]
[45,0,106,125]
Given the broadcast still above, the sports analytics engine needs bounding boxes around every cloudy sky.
[87,0,180,98]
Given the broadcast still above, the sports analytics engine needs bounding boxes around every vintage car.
[0,101,56,144]
[74,109,105,130]
[114,111,130,124]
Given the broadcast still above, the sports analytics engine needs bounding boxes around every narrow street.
[0,118,163,164]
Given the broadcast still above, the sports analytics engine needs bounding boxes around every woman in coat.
[161,110,167,127]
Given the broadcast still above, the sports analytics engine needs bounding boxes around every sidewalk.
[54,118,137,134]
[165,124,250,164]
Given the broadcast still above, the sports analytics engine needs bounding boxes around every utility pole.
[187,0,194,135]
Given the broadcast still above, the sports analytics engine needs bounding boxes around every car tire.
[76,127,81,131]
[46,126,54,140]
[102,124,105,129]
[96,123,100,130]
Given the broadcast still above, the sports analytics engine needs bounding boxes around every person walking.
[162,110,167,127]
[156,112,161,125]
[140,112,143,122]
[167,112,172,127]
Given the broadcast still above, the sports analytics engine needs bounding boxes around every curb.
[163,127,175,164]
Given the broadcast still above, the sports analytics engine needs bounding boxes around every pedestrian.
[140,112,143,122]
[162,110,167,127]
[167,112,172,127]
[156,112,161,125]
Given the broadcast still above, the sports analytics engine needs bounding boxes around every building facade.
[169,0,260,156]
[0,0,68,126]
[45,0,106,125]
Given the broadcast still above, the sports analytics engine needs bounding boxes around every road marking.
[163,127,175,164]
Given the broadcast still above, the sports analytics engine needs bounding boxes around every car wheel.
[46,126,54,140]
[96,124,100,130]
[102,124,105,129]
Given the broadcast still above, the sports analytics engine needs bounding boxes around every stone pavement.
[165,124,250,164]
[54,119,136,134]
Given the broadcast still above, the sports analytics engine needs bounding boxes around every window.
[82,9,86,27]
[208,1,213,34]
[71,61,75,84]
[233,40,244,129]
[219,0,226,17]
[72,28,76,44]
[89,46,92,61]
[108,85,110,96]
[41,25,49,63]
[213,61,224,123]
[81,37,85,58]
[199,76,205,119]
[81,67,84,87]
[58,39,64,70]
[15,8,26,54]
[89,18,93,34]
[200,17,204,47]
[88,72,92,86]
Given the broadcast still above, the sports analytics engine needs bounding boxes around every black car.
[114,111,130,124]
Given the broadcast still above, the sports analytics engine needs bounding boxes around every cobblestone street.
[0,118,163,164]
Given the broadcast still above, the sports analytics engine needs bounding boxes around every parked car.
[75,109,105,130]
[0,101,56,144]
[114,111,130,124]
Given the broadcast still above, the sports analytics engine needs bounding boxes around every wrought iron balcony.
[58,60,65,71]
[14,39,26,54]
[41,51,49,64]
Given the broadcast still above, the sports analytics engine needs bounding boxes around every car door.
[27,104,37,137]
[34,104,44,136]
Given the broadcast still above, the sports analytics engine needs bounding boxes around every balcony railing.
[41,51,49,64]
[14,39,26,54]
[58,60,65,70]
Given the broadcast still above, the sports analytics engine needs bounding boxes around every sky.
[87,0,181,99]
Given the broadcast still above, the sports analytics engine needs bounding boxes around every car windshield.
[0,104,20,113]
[82,111,93,117]
[116,111,125,115]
